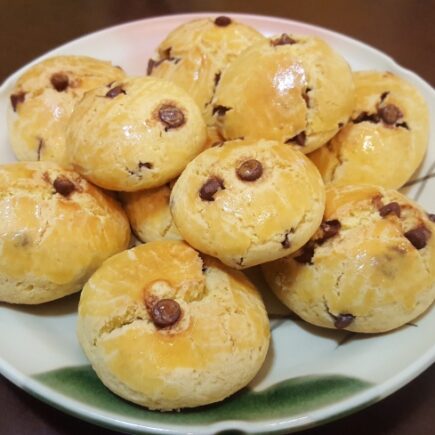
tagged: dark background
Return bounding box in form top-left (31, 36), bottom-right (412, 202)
top-left (0, 1), bottom-right (434, 434)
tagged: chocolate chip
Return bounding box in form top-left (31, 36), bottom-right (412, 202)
top-left (213, 105), bottom-right (231, 116)
top-left (214, 16), bottom-right (232, 26)
top-left (199, 177), bottom-right (224, 201)
top-left (334, 313), bottom-right (355, 329)
top-left (161, 48), bottom-right (180, 65)
top-left (53, 176), bottom-right (75, 197)
top-left (50, 72), bottom-right (69, 92)
top-left (37, 138), bottom-right (44, 161)
top-left (148, 47), bottom-right (180, 76)
top-left (271, 33), bottom-right (296, 46)
top-left (10, 92), bottom-right (26, 112)
top-left (380, 91), bottom-right (390, 102)
top-left (379, 202), bottom-right (401, 218)
top-left (138, 162), bottom-right (153, 169)
top-left (151, 299), bottom-right (181, 328)
top-left (105, 85), bottom-right (126, 99)
top-left (199, 255), bottom-right (207, 273)
top-left (379, 104), bottom-right (403, 125)
top-left (294, 242), bottom-right (315, 264)
top-left (396, 121), bottom-right (410, 130)
top-left (428, 213), bottom-right (435, 223)
top-left (162, 47), bottom-right (172, 58)
top-left (236, 159), bottom-right (263, 181)
top-left (353, 111), bottom-right (380, 124)
top-left (147, 58), bottom-right (156, 75)
top-left (159, 104), bottom-right (185, 129)
top-left (318, 219), bottom-right (341, 244)
top-left (302, 88), bottom-right (311, 108)
top-left (404, 226), bottom-right (431, 250)
top-left (285, 131), bottom-right (306, 146)
top-left (338, 122), bottom-right (344, 128)
top-left (214, 71), bottom-right (221, 87)
top-left (281, 233), bottom-right (291, 249)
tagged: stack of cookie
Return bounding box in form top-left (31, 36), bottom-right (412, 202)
top-left (1, 15), bottom-right (434, 412)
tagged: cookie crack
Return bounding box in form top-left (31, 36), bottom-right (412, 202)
top-left (95, 306), bottom-right (146, 344)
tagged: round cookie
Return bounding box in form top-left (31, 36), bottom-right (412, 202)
top-left (212, 33), bottom-right (354, 154)
top-left (66, 76), bottom-right (207, 191)
top-left (0, 162), bottom-right (131, 304)
top-left (77, 240), bottom-right (270, 410)
top-left (170, 139), bottom-right (326, 269)
top-left (7, 55), bottom-right (126, 166)
top-left (263, 184), bottom-right (435, 333)
top-left (121, 182), bottom-right (182, 242)
top-left (309, 71), bottom-right (430, 189)
top-left (148, 16), bottom-right (265, 125)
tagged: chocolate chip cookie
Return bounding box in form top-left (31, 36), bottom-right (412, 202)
top-left (310, 71), bottom-right (430, 188)
top-left (170, 138), bottom-right (326, 268)
top-left (212, 34), bottom-right (354, 153)
top-left (0, 161), bottom-right (130, 304)
top-left (7, 56), bottom-right (126, 165)
top-left (77, 240), bottom-right (269, 410)
top-left (66, 76), bottom-right (207, 191)
top-left (263, 184), bottom-right (435, 333)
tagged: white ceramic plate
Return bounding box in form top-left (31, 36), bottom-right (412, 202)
top-left (0, 12), bottom-right (434, 435)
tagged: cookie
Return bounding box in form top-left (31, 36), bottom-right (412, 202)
top-left (77, 240), bottom-right (270, 410)
top-left (121, 182), bottom-right (181, 242)
top-left (0, 162), bottom-right (131, 304)
top-left (212, 34), bottom-right (354, 153)
top-left (170, 139), bottom-right (325, 269)
top-left (66, 76), bottom-right (207, 191)
top-left (7, 55), bottom-right (126, 166)
top-left (148, 16), bottom-right (265, 126)
top-left (310, 71), bottom-right (430, 188)
top-left (263, 184), bottom-right (435, 333)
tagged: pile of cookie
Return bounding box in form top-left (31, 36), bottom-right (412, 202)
top-left (1, 15), bottom-right (434, 411)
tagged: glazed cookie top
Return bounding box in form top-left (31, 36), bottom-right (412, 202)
top-left (264, 184), bottom-right (435, 332)
top-left (170, 139), bottom-right (325, 269)
top-left (310, 71), bottom-right (430, 189)
top-left (0, 162), bottom-right (130, 292)
top-left (212, 34), bottom-right (354, 153)
top-left (120, 182), bottom-right (182, 242)
top-left (7, 55), bottom-right (126, 165)
top-left (66, 76), bottom-right (207, 191)
top-left (148, 16), bottom-right (265, 125)
top-left (78, 240), bottom-right (269, 410)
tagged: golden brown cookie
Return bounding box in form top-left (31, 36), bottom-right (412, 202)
top-left (170, 139), bottom-right (325, 268)
top-left (121, 182), bottom-right (181, 242)
top-left (148, 16), bottom-right (265, 126)
top-left (0, 161), bottom-right (131, 304)
top-left (66, 76), bottom-right (207, 191)
top-left (310, 71), bottom-right (430, 188)
top-left (77, 240), bottom-right (270, 410)
top-left (263, 184), bottom-right (435, 333)
top-left (212, 34), bottom-right (354, 153)
top-left (7, 56), bottom-right (126, 166)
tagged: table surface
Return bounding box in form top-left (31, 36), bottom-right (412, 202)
top-left (0, 1), bottom-right (434, 434)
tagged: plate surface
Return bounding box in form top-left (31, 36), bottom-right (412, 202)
top-left (0, 12), bottom-right (434, 435)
